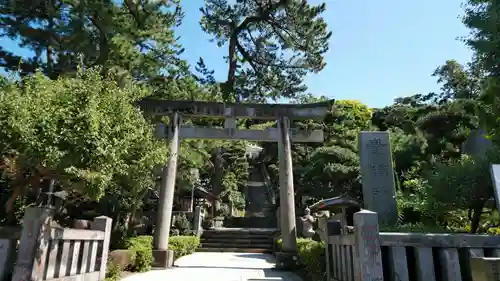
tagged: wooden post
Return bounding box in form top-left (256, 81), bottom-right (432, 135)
top-left (353, 210), bottom-right (384, 281)
top-left (278, 116), bottom-right (298, 252)
top-left (92, 216), bottom-right (112, 281)
top-left (11, 207), bottom-right (52, 281)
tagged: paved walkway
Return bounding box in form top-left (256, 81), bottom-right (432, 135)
top-left (121, 252), bottom-right (303, 281)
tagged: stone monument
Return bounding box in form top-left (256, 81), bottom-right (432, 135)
top-left (358, 131), bottom-right (398, 226)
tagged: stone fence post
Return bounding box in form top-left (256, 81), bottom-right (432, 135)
top-left (353, 210), bottom-right (384, 281)
top-left (11, 207), bottom-right (53, 281)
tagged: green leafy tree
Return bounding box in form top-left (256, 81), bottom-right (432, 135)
top-left (463, 0), bottom-right (500, 144)
top-left (291, 100), bottom-right (371, 200)
top-left (423, 150), bottom-right (500, 233)
top-left (0, 69), bottom-right (166, 215)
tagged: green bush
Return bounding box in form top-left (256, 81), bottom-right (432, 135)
top-left (124, 236), bottom-right (153, 272)
top-left (380, 223), bottom-right (451, 233)
top-left (486, 226), bottom-right (500, 235)
top-left (105, 260), bottom-right (122, 281)
top-left (168, 236), bottom-right (201, 260)
top-left (276, 238), bottom-right (326, 281)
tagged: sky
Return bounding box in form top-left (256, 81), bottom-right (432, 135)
top-left (0, 0), bottom-right (473, 108)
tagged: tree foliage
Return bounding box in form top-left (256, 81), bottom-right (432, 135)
top-left (0, 0), bottom-right (186, 80)
top-left (0, 69), bottom-right (166, 215)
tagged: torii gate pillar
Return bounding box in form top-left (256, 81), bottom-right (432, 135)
top-left (278, 116), bottom-right (297, 252)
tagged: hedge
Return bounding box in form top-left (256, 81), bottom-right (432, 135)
top-left (122, 235), bottom-right (200, 272)
top-left (124, 235), bottom-right (154, 272)
top-left (168, 236), bottom-right (201, 260)
top-left (276, 238), bottom-right (326, 281)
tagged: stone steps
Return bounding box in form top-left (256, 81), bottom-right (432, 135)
top-left (201, 237), bottom-right (272, 243)
top-left (201, 242), bottom-right (273, 249)
top-left (197, 228), bottom-right (277, 253)
top-left (223, 216), bottom-right (277, 229)
top-left (196, 247), bottom-right (271, 253)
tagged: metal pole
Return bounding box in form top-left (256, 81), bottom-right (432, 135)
top-left (154, 113), bottom-right (180, 250)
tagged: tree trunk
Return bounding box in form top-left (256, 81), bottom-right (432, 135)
top-left (470, 202), bottom-right (485, 234)
top-left (127, 208), bottom-right (138, 236)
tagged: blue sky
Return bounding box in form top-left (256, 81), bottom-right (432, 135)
top-left (1, 0), bottom-right (472, 108)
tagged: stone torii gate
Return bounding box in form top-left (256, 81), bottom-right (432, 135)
top-left (138, 98), bottom-right (333, 267)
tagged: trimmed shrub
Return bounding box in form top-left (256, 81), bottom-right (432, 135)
top-left (124, 235), bottom-right (153, 272)
top-left (168, 236), bottom-right (201, 260)
top-left (276, 238), bottom-right (326, 281)
top-left (105, 259), bottom-right (122, 281)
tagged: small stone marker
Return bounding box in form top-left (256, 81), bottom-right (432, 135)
top-left (470, 257), bottom-right (500, 281)
top-left (353, 210), bottom-right (384, 281)
top-left (359, 131), bottom-right (398, 226)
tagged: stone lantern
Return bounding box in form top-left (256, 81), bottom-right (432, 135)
top-left (245, 144), bottom-right (263, 160)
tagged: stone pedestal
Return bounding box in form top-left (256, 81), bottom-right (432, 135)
top-left (213, 216), bottom-right (224, 228)
top-left (275, 251), bottom-right (300, 270)
top-left (471, 257), bottom-right (500, 281)
top-left (152, 249), bottom-right (174, 268)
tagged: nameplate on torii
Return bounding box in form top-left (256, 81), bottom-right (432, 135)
top-left (137, 98), bottom-right (334, 120)
top-left (155, 124), bottom-right (324, 143)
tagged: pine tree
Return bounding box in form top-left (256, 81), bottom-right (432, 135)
top-left (200, 0), bottom-right (331, 102)
top-left (0, 0), bottom-right (186, 80)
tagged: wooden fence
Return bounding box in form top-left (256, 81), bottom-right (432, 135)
top-left (324, 210), bottom-right (500, 281)
top-left (0, 206), bottom-right (112, 281)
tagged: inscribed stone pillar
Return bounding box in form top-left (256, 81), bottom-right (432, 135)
top-left (277, 116), bottom-right (297, 252)
top-left (490, 164), bottom-right (500, 218)
top-left (359, 131), bottom-right (398, 226)
top-left (154, 112), bottom-right (181, 251)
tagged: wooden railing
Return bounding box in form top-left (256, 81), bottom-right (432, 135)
top-left (324, 210), bottom-right (500, 281)
top-left (0, 207), bottom-right (112, 281)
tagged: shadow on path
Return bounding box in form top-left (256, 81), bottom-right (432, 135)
top-left (121, 252), bottom-right (303, 281)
